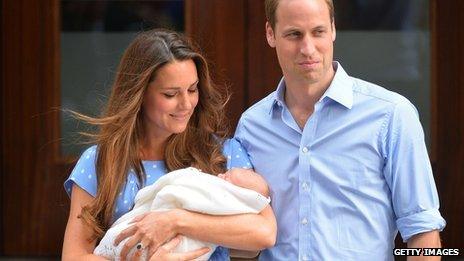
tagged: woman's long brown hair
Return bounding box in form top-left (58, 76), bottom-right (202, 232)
top-left (72, 29), bottom-right (229, 240)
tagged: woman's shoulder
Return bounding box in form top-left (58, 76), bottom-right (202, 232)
top-left (221, 137), bottom-right (240, 150)
top-left (82, 145), bottom-right (98, 155)
top-left (221, 138), bottom-right (252, 170)
top-left (75, 145), bottom-right (99, 166)
top-left (64, 145), bottom-right (99, 197)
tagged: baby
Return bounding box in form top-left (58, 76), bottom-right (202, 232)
top-left (94, 167), bottom-right (270, 260)
top-left (217, 168), bottom-right (269, 197)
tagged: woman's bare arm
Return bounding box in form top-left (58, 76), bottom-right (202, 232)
top-left (218, 168), bottom-right (272, 258)
top-left (115, 169), bottom-right (276, 258)
top-left (63, 185), bottom-right (209, 261)
top-left (62, 185), bottom-right (107, 261)
top-left (175, 205), bottom-right (276, 250)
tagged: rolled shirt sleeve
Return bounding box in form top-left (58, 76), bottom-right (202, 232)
top-left (381, 99), bottom-right (446, 242)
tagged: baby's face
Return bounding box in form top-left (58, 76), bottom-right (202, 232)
top-left (217, 168), bottom-right (269, 197)
top-left (217, 168), bottom-right (249, 186)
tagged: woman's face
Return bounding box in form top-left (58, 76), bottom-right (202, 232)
top-left (142, 59), bottom-right (199, 139)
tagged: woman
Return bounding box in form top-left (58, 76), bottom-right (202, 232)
top-left (61, 29), bottom-right (276, 260)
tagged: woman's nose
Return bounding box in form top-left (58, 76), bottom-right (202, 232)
top-left (179, 93), bottom-right (193, 110)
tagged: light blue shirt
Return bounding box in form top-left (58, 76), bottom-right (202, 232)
top-left (64, 138), bottom-right (252, 261)
top-left (234, 62), bottom-right (445, 261)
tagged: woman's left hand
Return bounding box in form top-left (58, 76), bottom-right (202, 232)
top-left (149, 235), bottom-right (210, 261)
top-left (114, 210), bottom-right (179, 260)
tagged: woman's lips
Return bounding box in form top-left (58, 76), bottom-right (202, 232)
top-left (170, 113), bottom-right (190, 120)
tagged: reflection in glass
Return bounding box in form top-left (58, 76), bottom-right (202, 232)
top-left (61, 1), bottom-right (184, 155)
top-left (333, 0), bottom-right (431, 147)
top-left (335, 0), bottom-right (428, 30)
top-left (61, 1), bottom-right (184, 32)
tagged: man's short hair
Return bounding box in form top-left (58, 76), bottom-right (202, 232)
top-left (265, 0), bottom-right (335, 29)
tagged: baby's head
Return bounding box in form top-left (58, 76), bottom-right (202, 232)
top-left (217, 168), bottom-right (269, 197)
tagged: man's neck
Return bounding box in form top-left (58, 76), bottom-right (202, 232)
top-left (285, 79), bottom-right (327, 108)
top-left (284, 70), bottom-right (335, 129)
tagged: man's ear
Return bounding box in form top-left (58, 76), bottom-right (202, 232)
top-left (266, 22), bottom-right (276, 48)
top-left (331, 21), bottom-right (336, 42)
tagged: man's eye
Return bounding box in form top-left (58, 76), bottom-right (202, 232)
top-left (287, 32), bottom-right (301, 37)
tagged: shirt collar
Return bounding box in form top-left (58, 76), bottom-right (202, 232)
top-left (269, 61), bottom-right (353, 115)
top-left (269, 78), bottom-right (286, 115)
top-left (322, 62), bottom-right (353, 109)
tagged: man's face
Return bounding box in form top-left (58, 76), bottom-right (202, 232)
top-left (266, 0), bottom-right (336, 86)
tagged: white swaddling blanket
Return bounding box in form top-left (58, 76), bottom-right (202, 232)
top-left (94, 167), bottom-right (270, 260)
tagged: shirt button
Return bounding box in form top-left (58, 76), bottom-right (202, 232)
top-left (302, 147), bottom-right (309, 153)
top-left (301, 218), bottom-right (308, 225)
top-left (302, 182), bottom-right (308, 190)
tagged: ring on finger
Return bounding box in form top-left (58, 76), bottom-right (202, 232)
top-left (136, 242), bottom-right (145, 251)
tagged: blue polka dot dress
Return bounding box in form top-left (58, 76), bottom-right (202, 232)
top-left (64, 138), bottom-right (253, 261)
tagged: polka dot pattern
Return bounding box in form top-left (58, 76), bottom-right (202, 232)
top-left (63, 138), bottom-right (252, 222)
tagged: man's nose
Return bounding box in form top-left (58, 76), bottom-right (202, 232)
top-left (300, 36), bottom-right (316, 56)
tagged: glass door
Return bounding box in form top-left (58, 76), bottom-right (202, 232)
top-left (60, 0), bottom-right (185, 155)
top-left (334, 0), bottom-right (431, 147)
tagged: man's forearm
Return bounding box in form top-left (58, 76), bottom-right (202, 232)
top-left (407, 230), bottom-right (441, 261)
top-left (172, 205), bottom-right (276, 250)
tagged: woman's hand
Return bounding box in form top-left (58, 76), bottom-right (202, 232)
top-left (114, 210), bottom-right (179, 259)
top-left (149, 235), bottom-right (210, 261)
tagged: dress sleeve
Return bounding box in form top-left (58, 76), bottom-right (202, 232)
top-left (64, 145), bottom-right (98, 197)
top-left (208, 246), bottom-right (229, 261)
top-left (381, 100), bottom-right (446, 242)
top-left (223, 138), bottom-right (253, 170)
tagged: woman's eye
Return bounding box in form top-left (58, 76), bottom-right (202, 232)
top-left (188, 87), bottom-right (198, 93)
top-left (163, 93), bottom-right (176, 98)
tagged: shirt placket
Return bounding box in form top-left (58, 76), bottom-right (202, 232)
top-left (298, 102), bottom-right (321, 261)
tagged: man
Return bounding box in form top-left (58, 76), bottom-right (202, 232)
top-left (234, 0), bottom-right (446, 260)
